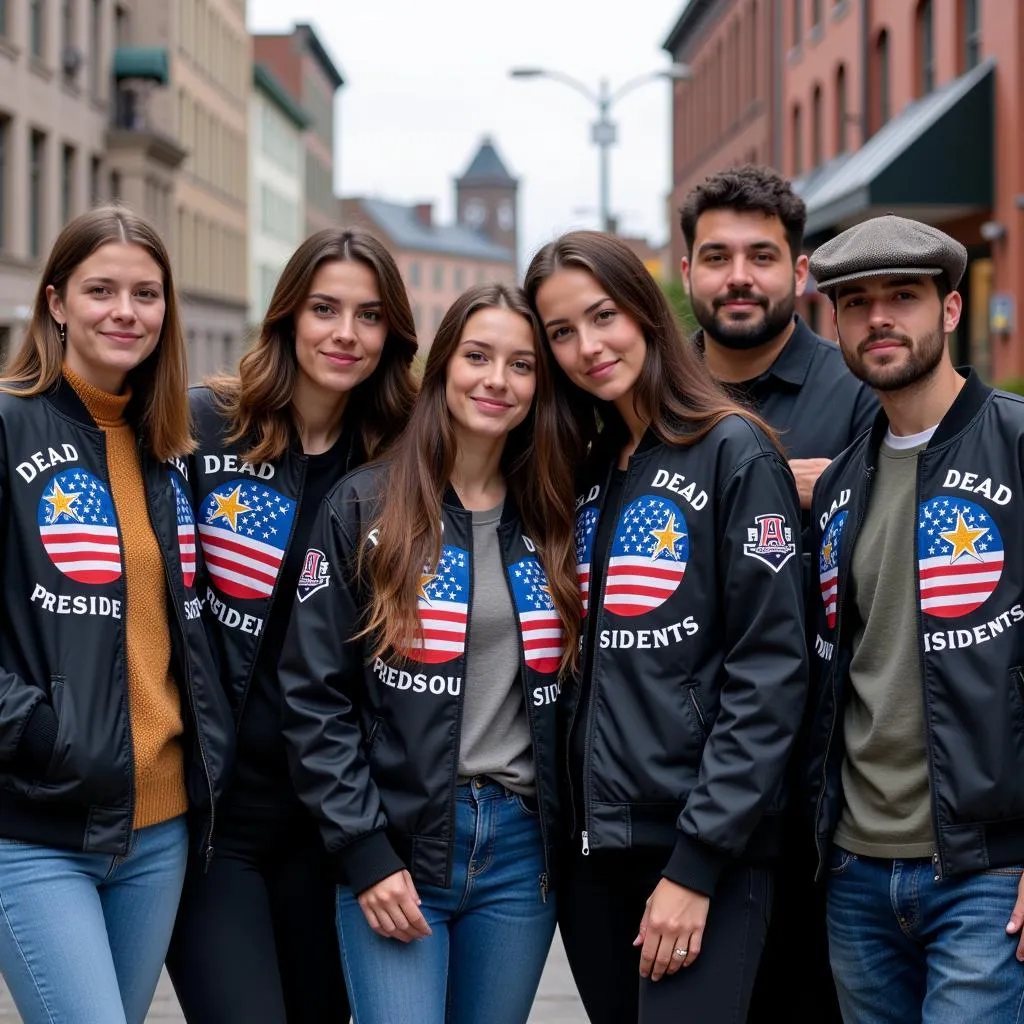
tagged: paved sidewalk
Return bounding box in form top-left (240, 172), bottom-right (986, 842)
top-left (0, 933), bottom-right (587, 1022)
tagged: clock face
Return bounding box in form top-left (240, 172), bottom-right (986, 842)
top-left (497, 199), bottom-right (514, 231)
top-left (464, 199), bottom-right (487, 227)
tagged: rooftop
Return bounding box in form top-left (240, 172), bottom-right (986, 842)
top-left (457, 137), bottom-right (517, 187)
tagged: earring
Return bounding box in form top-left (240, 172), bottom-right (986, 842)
top-left (57, 322), bottom-right (66, 344)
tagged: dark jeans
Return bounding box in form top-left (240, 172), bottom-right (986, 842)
top-left (166, 801), bottom-right (348, 1024)
top-left (559, 844), bottom-right (772, 1024)
top-left (747, 825), bottom-right (841, 1023)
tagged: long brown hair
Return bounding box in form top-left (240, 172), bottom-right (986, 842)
top-left (0, 204), bottom-right (193, 460)
top-left (360, 284), bottom-right (581, 675)
top-left (523, 230), bottom-right (779, 458)
top-left (209, 229), bottom-right (418, 463)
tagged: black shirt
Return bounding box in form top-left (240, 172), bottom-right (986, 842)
top-left (230, 430), bottom-right (354, 813)
top-left (701, 316), bottom-right (879, 462)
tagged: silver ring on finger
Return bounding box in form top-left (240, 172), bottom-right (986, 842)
top-left (673, 948), bottom-right (688, 958)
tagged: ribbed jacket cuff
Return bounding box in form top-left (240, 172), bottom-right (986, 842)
top-left (333, 830), bottom-right (406, 895)
top-left (18, 702), bottom-right (58, 774)
top-left (661, 832), bottom-right (732, 897)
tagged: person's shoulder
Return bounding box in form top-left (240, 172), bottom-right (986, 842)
top-left (704, 410), bottom-right (778, 457)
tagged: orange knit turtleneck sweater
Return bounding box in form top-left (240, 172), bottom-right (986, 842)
top-left (64, 366), bottom-right (187, 828)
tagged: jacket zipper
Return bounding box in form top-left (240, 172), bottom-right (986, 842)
top-left (499, 537), bottom-right (553, 903)
top-left (813, 465), bottom-right (874, 880)
top-left (146, 466), bottom-right (216, 867)
top-left (567, 459), bottom-right (629, 857)
top-left (688, 689), bottom-right (707, 735)
top-left (913, 456), bottom-right (945, 881)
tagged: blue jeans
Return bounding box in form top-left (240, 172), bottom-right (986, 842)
top-left (336, 779), bottom-right (557, 1024)
top-left (0, 815), bottom-right (188, 1024)
top-left (827, 846), bottom-right (1024, 1023)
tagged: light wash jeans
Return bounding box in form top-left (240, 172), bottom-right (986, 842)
top-left (0, 815), bottom-right (188, 1024)
top-left (827, 845), bottom-right (1024, 1024)
top-left (336, 779), bottom-right (556, 1024)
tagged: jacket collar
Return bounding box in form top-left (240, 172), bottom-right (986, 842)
top-left (692, 316), bottom-right (814, 390)
top-left (442, 482), bottom-right (520, 527)
top-left (43, 375), bottom-right (104, 430)
top-left (863, 367), bottom-right (991, 468)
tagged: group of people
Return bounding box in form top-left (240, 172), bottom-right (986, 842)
top-left (0, 161), bottom-right (1020, 1024)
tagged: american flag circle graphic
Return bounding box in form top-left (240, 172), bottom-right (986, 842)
top-left (603, 496), bottom-right (689, 617)
top-left (508, 557), bottom-right (563, 673)
top-left (170, 476), bottom-right (196, 589)
top-left (819, 511), bottom-right (847, 629)
top-left (198, 480), bottom-right (296, 600)
top-left (575, 506), bottom-right (599, 615)
top-left (918, 496), bottom-right (1003, 618)
top-left (37, 469), bottom-right (122, 584)
top-left (402, 545), bottom-right (469, 664)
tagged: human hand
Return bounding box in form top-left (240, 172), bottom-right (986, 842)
top-left (788, 458), bottom-right (832, 509)
top-left (634, 878), bottom-right (710, 980)
top-left (1004, 870), bottom-right (1024, 961)
top-left (357, 869), bottom-right (432, 943)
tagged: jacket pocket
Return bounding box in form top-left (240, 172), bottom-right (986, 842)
top-left (364, 717), bottom-right (384, 760)
top-left (683, 686), bottom-right (709, 748)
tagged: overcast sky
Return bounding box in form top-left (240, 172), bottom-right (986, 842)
top-left (248, 0), bottom-right (688, 267)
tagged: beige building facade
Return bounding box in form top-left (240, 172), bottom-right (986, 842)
top-left (133, 0), bottom-right (251, 380)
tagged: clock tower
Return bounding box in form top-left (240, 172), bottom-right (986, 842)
top-left (455, 136), bottom-right (519, 268)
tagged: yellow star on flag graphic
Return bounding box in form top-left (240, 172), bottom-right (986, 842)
top-left (650, 513), bottom-right (685, 559)
top-left (417, 572), bottom-right (437, 602)
top-left (822, 538), bottom-right (834, 564)
top-left (939, 511), bottom-right (988, 563)
top-left (44, 480), bottom-right (82, 524)
top-left (209, 485), bottom-right (251, 532)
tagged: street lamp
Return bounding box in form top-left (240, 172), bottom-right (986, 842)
top-left (509, 63), bottom-right (692, 233)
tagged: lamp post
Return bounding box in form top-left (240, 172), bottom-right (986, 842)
top-left (509, 64), bottom-right (692, 233)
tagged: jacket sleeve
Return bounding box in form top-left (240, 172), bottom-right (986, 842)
top-left (663, 452), bottom-right (809, 896)
top-left (0, 445), bottom-right (58, 771)
top-left (278, 495), bottom-right (405, 894)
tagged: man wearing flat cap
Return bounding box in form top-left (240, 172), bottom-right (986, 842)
top-left (806, 214), bottom-right (1024, 1022)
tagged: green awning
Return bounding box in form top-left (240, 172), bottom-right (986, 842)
top-left (112, 47), bottom-right (169, 85)
top-left (795, 58), bottom-right (995, 238)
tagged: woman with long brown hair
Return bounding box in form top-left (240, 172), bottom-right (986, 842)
top-left (0, 205), bottom-right (233, 1024)
top-left (165, 228), bottom-right (418, 1024)
top-left (278, 282), bottom-right (580, 1023)
top-left (525, 231), bottom-right (808, 1024)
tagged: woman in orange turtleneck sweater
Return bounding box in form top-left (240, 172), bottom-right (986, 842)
top-left (0, 206), bottom-right (233, 1024)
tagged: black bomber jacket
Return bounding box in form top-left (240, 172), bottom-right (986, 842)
top-left (279, 463), bottom-right (565, 898)
top-left (808, 370), bottom-right (1024, 880)
top-left (569, 414), bottom-right (808, 895)
top-left (0, 380), bottom-right (233, 855)
top-left (187, 387), bottom-right (360, 725)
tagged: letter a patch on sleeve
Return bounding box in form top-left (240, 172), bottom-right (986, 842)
top-left (742, 514), bottom-right (796, 572)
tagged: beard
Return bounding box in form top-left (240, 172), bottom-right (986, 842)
top-left (690, 286), bottom-right (797, 351)
top-left (838, 318), bottom-right (946, 391)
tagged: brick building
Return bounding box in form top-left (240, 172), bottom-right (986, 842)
top-left (253, 24), bottom-right (344, 239)
top-left (663, 0), bottom-right (1024, 381)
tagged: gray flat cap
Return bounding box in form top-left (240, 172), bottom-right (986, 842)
top-left (809, 215), bottom-right (967, 293)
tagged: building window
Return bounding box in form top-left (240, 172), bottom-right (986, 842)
top-left (791, 0), bottom-right (802, 47)
top-left (836, 65), bottom-right (848, 153)
top-left (875, 30), bottom-right (890, 128)
top-left (433, 264), bottom-right (444, 291)
top-left (29, 131), bottom-right (46, 259)
top-left (962, 0), bottom-right (981, 71)
top-left (61, 0), bottom-right (74, 82)
top-left (917, 1), bottom-right (935, 96)
top-left (791, 104), bottom-right (802, 175)
top-left (115, 4), bottom-right (130, 46)
top-left (0, 1), bottom-right (8, 39)
top-left (408, 261), bottom-right (421, 287)
top-left (811, 85), bottom-right (823, 166)
top-left (30, 0), bottom-right (45, 59)
top-left (109, 170), bottom-right (121, 201)
top-left (89, 0), bottom-right (101, 97)
top-left (453, 266), bottom-right (465, 291)
top-left (750, 0), bottom-right (758, 102)
top-left (811, 0), bottom-right (822, 32)
top-left (0, 117), bottom-right (6, 250)
top-left (61, 144), bottom-right (75, 224)
top-left (89, 155), bottom-right (102, 206)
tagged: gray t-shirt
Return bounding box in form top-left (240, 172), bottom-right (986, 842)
top-left (457, 502), bottom-right (535, 795)
top-left (836, 428), bottom-right (936, 858)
